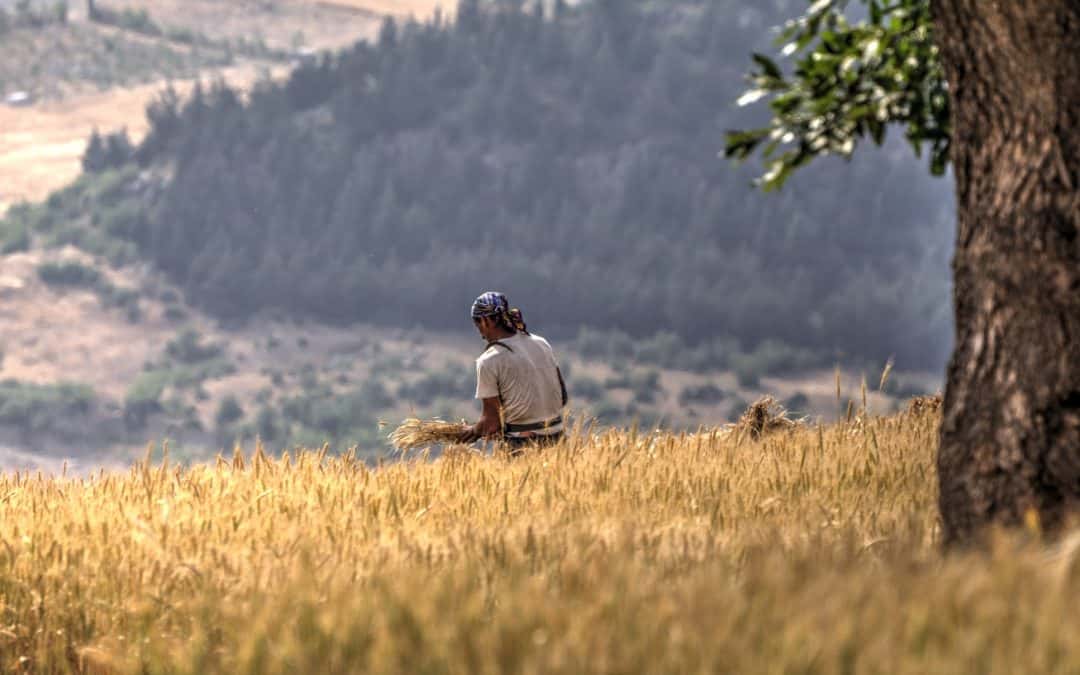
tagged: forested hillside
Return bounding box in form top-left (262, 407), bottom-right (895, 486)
top-left (14, 0), bottom-right (954, 370)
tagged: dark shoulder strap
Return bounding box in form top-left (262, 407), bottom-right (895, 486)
top-left (484, 340), bottom-right (514, 355)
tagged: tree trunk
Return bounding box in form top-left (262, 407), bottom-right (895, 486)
top-left (932, 1), bottom-right (1080, 545)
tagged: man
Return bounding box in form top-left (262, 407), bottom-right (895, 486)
top-left (458, 292), bottom-right (568, 453)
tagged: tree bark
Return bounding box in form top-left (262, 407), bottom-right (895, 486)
top-left (932, 1), bottom-right (1080, 545)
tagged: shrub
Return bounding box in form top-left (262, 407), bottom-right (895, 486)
top-left (678, 383), bottom-right (726, 406)
top-left (358, 379), bottom-right (395, 410)
top-left (734, 364), bottom-right (760, 389)
top-left (96, 282), bottom-right (140, 311)
top-left (124, 372), bottom-right (168, 429)
top-left (163, 396), bottom-right (202, 433)
top-left (397, 363), bottom-right (472, 406)
top-left (369, 354), bottom-right (405, 378)
top-left (98, 201), bottom-right (144, 239)
top-left (636, 371), bottom-right (661, 392)
top-left (633, 331), bottom-right (685, 367)
top-left (255, 405), bottom-right (279, 442)
top-left (299, 364), bottom-right (320, 391)
top-left (732, 340), bottom-right (825, 380)
top-left (0, 219), bottom-right (30, 254)
top-left (216, 396), bottom-right (245, 428)
top-left (163, 304), bottom-right (188, 322)
top-left (166, 329), bottom-right (224, 364)
top-left (37, 261), bottom-right (101, 287)
top-left (590, 397), bottom-right (623, 425)
top-left (784, 392), bottom-right (811, 414)
top-left (572, 375), bottom-right (605, 401)
top-left (95, 7), bottom-right (162, 35)
top-left (278, 385), bottom-right (379, 443)
top-left (165, 360), bottom-right (236, 389)
top-left (0, 380), bottom-right (95, 434)
top-left (575, 327), bottom-right (635, 362)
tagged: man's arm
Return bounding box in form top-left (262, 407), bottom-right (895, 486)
top-left (458, 397), bottom-right (503, 443)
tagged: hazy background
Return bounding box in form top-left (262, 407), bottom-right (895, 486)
top-left (0, 0), bottom-right (952, 468)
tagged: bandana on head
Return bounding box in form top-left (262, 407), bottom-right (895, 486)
top-left (471, 291), bottom-right (509, 319)
top-left (471, 292), bottom-right (528, 333)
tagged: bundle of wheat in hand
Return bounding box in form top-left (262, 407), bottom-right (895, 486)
top-left (388, 418), bottom-right (470, 450)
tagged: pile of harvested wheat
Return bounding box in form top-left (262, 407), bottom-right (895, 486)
top-left (729, 395), bottom-right (804, 441)
top-left (906, 393), bottom-right (943, 416)
top-left (388, 418), bottom-right (470, 450)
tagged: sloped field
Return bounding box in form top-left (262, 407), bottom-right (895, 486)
top-left (0, 0), bottom-right (441, 213)
top-left (1, 407), bottom-right (1078, 673)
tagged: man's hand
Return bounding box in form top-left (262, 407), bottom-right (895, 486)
top-left (458, 397), bottom-right (503, 444)
top-left (457, 425), bottom-right (482, 444)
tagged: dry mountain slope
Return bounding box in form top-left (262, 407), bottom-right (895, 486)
top-left (0, 0), bottom-right (446, 214)
top-left (0, 63), bottom-right (287, 213)
top-left (0, 241), bottom-right (924, 470)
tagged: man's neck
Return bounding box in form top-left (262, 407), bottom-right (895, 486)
top-left (489, 329), bottom-right (517, 342)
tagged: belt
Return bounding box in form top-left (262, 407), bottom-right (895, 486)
top-left (505, 416), bottom-right (563, 434)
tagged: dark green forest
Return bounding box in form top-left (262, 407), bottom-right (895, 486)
top-left (29, 0), bottom-right (954, 370)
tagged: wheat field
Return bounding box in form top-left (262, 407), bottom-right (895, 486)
top-left (2, 406), bottom-right (1079, 673)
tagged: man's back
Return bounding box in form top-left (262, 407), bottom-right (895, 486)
top-left (475, 332), bottom-right (563, 433)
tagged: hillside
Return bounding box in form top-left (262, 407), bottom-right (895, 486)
top-left (3, 0), bottom-right (956, 372)
top-left (0, 0), bottom-right (952, 468)
top-left (0, 241), bottom-right (931, 470)
top-left (4, 408), bottom-right (1079, 673)
top-left (0, 0), bottom-right (446, 212)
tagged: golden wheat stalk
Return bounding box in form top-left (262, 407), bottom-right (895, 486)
top-left (388, 418), bottom-right (470, 450)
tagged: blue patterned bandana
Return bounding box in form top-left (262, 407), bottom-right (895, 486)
top-left (471, 291), bottom-right (509, 319)
top-left (471, 292), bottom-right (529, 333)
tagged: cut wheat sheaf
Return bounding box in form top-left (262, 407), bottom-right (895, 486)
top-left (388, 418), bottom-right (470, 450)
top-left (726, 394), bottom-right (805, 440)
top-left (389, 396), bottom-right (803, 451)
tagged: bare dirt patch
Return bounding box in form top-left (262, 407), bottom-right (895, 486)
top-left (0, 61), bottom-right (287, 213)
top-left (318, 0), bottom-right (449, 18)
top-left (0, 249), bottom-right (180, 399)
top-left (103, 0), bottom-right (383, 51)
top-left (0, 0), bottom-right (444, 212)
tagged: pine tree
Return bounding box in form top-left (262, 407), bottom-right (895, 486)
top-left (81, 129), bottom-right (108, 173)
top-left (104, 130), bottom-right (133, 168)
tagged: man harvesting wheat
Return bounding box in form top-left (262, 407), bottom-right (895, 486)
top-left (457, 292), bottom-right (568, 454)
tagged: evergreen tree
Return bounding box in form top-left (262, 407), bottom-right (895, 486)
top-left (103, 130), bottom-right (133, 168)
top-left (81, 129), bottom-right (108, 173)
top-left (69, 0), bottom-right (954, 371)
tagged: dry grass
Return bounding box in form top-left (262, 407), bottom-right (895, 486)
top-left (0, 0), bottom-right (398, 214)
top-left (727, 394), bottom-right (803, 440)
top-left (907, 392), bottom-right (944, 416)
top-left (0, 62), bottom-right (284, 213)
top-left (320, 0), bottom-right (448, 17)
top-left (109, 0), bottom-right (385, 51)
top-left (1, 406), bottom-right (1079, 673)
top-left (388, 417), bottom-right (469, 450)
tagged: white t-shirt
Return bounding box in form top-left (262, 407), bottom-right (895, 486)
top-left (475, 332), bottom-right (564, 436)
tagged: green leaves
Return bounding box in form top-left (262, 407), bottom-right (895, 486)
top-left (751, 53), bottom-right (783, 80)
top-left (725, 0), bottom-right (950, 191)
